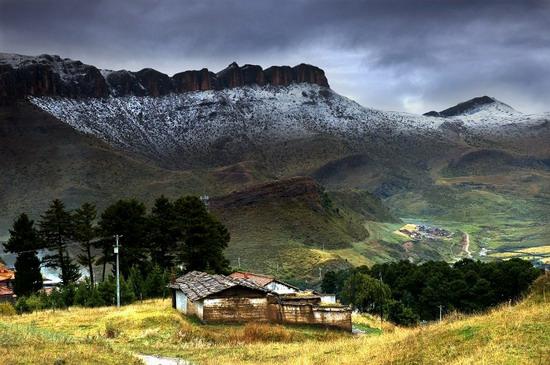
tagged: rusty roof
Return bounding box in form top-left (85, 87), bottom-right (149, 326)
top-left (230, 271), bottom-right (300, 291)
top-left (0, 285), bottom-right (14, 297)
top-left (229, 271), bottom-right (275, 287)
top-left (169, 271), bottom-right (271, 301)
top-left (0, 264), bottom-right (15, 282)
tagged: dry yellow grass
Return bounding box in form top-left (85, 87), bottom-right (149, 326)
top-left (1, 277), bottom-right (549, 364)
top-left (490, 245), bottom-right (550, 264)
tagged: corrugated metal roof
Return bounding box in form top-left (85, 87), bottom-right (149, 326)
top-left (230, 271), bottom-right (300, 291)
top-left (229, 271), bottom-right (274, 287)
top-left (169, 271), bottom-right (271, 301)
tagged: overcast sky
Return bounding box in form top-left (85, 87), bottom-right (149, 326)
top-left (1, 0), bottom-right (549, 114)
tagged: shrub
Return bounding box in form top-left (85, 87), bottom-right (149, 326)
top-left (14, 296), bottom-right (29, 313)
top-left (0, 302), bottom-right (16, 316)
top-left (175, 321), bottom-right (202, 342)
top-left (241, 323), bottom-right (294, 343)
top-left (104, 321), bottom-right (121, 339)
top-left (23, 294), bottom-right (46, 312)
top-left (384, 299), bottom-right (419, 326)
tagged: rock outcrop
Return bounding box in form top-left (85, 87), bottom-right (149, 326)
top-left (172, 68), bottom-right (217, 92)
top-left (135, 68), bottom-right (172, 97)
top-left (0, 53), bottom-right (330, 104)
top-left (0, 54), bottom-right (109, 104)
top-left (292, 64), bottom-right (329, 87)
top-left (264, 66), bottom-right (294, 86)
top-left (209, 176), bottom-right (325, 210)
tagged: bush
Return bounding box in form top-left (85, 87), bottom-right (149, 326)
top-left (14, 294), bottom-right (47, 313)
top-left (0, 302), bottom-right (16, 316)
top-left (384, 299), bottom-right (419, 326)
top-left (74, 281), bottom-right (106, 308)
top-left (104, 321), bottom-right (121, 339)
top-left (241, 323), bottom-right (294, 343)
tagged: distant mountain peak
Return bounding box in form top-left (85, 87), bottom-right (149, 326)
top-left (424, 96), bottom-right (519, 118)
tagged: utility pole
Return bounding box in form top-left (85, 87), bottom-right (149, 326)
top-left (114, 234), bottom-right (122, 308)
top-left (438, 305), bottom-right (443, 322)
top-left (379, 272), bottom-right (384, 329)
top-left (200, 195), bottom-right (210, 211)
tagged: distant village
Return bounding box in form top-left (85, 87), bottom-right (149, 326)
top-left (397, 224), bottom-right (453, 241)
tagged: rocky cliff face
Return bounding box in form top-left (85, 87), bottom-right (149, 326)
top-left (210, 176), bottom-right (324, 211)
top-left (0, 54), bottom-right (109, 104)
top-left (0, 53), bottom-right (330, 104)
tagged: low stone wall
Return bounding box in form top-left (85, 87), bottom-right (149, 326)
top-left (278, 302), bottom-right (352, 331)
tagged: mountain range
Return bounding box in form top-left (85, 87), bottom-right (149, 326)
top-left (1, 52), bottom-right (549, 282)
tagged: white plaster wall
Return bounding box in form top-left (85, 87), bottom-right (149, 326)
top-left (175, 291), bottom-right (188, 314)
top-left (266, 282), bottom-right (297, 294)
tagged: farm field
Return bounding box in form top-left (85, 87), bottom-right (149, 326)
top-left (1, 275), bottom-right (549, 365)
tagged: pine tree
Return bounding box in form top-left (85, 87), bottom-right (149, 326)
top-left (39, 199), bottom-right (80, 286)
top-left (173, 196), bottom-right (230, 274)
top-left (4, 214), bottom-right (43, 296)
top-left (72, 203), bottom-right (98, 286)
top-left (148, 196), bottom-right (179, 268)
top-left (99, 199), bottom-right (147, 278)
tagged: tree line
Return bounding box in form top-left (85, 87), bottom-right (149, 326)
top-left (322, 259), bottom-right (541, 325)
top-left (3, 196), bottom-right (231, 302)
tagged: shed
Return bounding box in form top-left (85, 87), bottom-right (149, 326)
top-left (169, 271), bottom-right (274, 323)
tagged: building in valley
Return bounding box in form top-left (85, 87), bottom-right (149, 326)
top-left (0, 263), bottom-right (15, 302)
top-left (169, 271), bottom-right (351, 331)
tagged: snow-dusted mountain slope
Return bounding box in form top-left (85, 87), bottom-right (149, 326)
top-left (29, 83), bottom-right (547, 165)
top-left (29, 84), bottom-right (450, 161)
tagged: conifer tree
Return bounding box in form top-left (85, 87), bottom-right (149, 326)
top-left (4, 214), bottom-right (43, 296)
top-left (39, 199), bottom-right (80, 285)
top-left (173, 196), bottom-right (230, 274)
top-left (99, 199), bottom-right (147, 278)
top-left (148, 196), bottom-right (179, 268)
top-left (72, 203), bottom-right (98, 286)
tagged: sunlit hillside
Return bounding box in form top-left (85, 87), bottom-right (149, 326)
top-left (1, 275), bottom-right (548, 365)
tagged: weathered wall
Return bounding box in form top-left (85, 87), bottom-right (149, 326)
top-left (172, 287), bottom-right (351, 331)
top-left (279, 303), bottom-right (352, 331)
top-left (184, 298), bottom-right (204, 320)
top-left (319, 294), bottom-right (336, 304)
top-left (203, 297), bottom-right (270, 323)
top-left (202, 286), bottom-right (271, 323)
top-left (175, 291), bottom-right (188, 313)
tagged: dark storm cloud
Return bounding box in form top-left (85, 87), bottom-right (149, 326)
top-left (1, 0), bottom-right (549, 113)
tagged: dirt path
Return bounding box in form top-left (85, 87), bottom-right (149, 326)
top-left (461, 232), bottom-right (472, 258)
top-left (137, 354), bottom-right (191, 365)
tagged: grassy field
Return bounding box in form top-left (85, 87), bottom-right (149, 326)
top-left (1, 276), bottom-right (549, 365)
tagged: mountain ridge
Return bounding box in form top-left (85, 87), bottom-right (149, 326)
top-left (0, 52), bottom-right (328, 105)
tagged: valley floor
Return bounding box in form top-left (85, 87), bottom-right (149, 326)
top-left (1, 278), bottom-right (549, 365)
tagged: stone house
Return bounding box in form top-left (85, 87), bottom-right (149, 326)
top-left (169, 271), bottom-right (351, 331)
top-left (0, 264), bottom-right (15, 302)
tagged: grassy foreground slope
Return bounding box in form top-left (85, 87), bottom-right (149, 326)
top-left (1, 276), bottom-right (549, 365)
